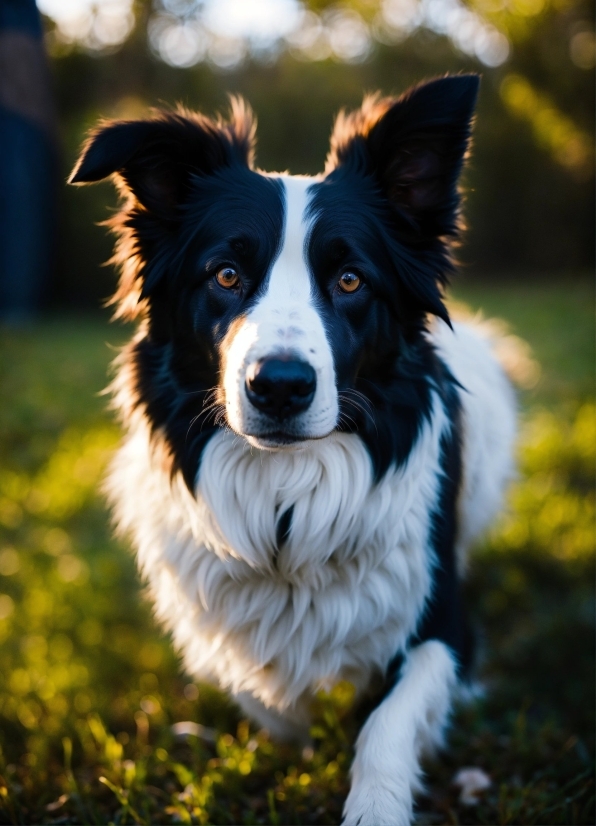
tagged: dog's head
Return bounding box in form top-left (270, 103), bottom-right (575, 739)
top-left (71, 76), bottom-right (478, 486)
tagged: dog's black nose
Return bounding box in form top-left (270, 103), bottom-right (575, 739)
top-left (245, 358), bottom-right (316, 420)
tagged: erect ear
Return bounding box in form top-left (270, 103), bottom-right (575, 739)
top-left (327, 75), bottom-right (480, 237)
top-left (68, 101), bottom-right (255, 217)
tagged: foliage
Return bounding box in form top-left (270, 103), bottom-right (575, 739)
top-left (0, 280), bottom-right (593, 824)
top-left (44, 0), bottom-right (594, 308)
top-left (500, 73), bottom-right (592, 175)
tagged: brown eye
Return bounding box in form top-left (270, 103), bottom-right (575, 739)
top-left (338, 271), bottom-right (361, 293)
top-left (215, 267), bottom-right (240, 289)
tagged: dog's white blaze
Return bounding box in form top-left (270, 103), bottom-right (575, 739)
top-left (265, 175), bottom-right (312, 305)
top-left (223, 175), bottom-right (338, 445)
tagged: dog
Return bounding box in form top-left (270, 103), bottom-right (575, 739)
top-left (70, 74), bottom-right (516, 825)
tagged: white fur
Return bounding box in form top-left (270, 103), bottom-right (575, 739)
top-left (109, 393), bottom-right (448, 713)
top-left (343, 641), bottom-right (457, 826)
top-left (107, 194), bottom-right (516, 823)
top-left (223, 175), bottom-right (338, 447)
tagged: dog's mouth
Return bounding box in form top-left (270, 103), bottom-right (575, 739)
top-left (243, 429), bottom-right (331, 450)
top-left (253, 430), bottom-right (301, 444)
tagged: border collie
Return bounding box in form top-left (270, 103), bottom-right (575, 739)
top-left (70, 75), bottom-right (516, 825)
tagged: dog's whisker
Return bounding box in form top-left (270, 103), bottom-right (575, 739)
top-left (337, 411), bottom-right (357, 431)
top-left (339, 391), bottom-right (378, 435)
top-left (185, 402), bottom-right (227, 442)
top-left (341, 388), bottom-right (376, 418)
top-left (180, 385), bottom-right (219, 399)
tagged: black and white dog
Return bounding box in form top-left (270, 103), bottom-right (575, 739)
top-left (71, 75), bottom-right (516, 825)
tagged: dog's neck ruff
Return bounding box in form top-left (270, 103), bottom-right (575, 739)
top-left (109, 394), bottom-right (448, 709)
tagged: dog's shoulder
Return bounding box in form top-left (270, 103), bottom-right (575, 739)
top-left (429, 316), bottom-right (517, 566)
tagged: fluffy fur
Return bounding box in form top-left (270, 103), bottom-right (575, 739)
top-left (71, 75), bottom-right (516, 825)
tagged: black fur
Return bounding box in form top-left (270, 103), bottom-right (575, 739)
top-left (72, 78), bottom-right (482, 771)
top-left (305, 75), bottom-right (478, 479)
top-left (414, 377), bottom-right (475, 677)
top-left (127, 164), bottom-right (285, 489)
top-left (306, 169), bottom-right (437, 480)
top-left (72, 107), bottom-right (288, 488)
top-left (70, 78), bottom-right (478, 491)
top-left (356, 369), bottom-right (471, 720)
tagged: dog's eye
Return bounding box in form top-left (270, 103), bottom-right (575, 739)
top-left (338, 272), bottom-right (361, 293)
top-left (215, 267), bottom-right (240, 290)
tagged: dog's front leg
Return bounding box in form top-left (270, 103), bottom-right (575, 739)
top-left (342, 640), bottom-right (457, 826)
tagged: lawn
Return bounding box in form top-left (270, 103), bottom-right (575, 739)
top-left (0, 277), bottom-right (593, 825)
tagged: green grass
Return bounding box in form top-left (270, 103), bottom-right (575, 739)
top-left (0, 279), bottom-right (593, 825)
top-left (453, 277), bottom-right (595, 407)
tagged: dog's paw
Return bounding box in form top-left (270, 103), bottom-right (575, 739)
top-left (342, 781), bottom-right (412, 826)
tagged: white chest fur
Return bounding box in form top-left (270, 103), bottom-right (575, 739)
top-left (108, 397), bottom-right (447, 711)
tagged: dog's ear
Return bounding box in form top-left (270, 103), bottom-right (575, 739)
top-left (69, 100), bottom-right (255, 218)
top-left (326, 75), bottom-right (479, 238)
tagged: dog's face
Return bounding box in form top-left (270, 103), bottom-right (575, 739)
top-left (71, 76), bottom-right (478, 482)
top-left (217, 175), bottom-right (336, 448)
top-left (172, 171), bottom-right (343, 450)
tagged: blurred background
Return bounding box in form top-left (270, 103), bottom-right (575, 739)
top-left (0, 1), bottom-right (593, 823)
top-left (0, 0), bottom-right (593, 311)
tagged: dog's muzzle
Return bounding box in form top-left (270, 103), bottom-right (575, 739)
top-left (245, 357), bottom-right (316, 420)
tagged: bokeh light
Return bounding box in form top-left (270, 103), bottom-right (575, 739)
top-left (570, 29), bottom-right (596, 70)
top-left (37, 0), bottom-right (135, 51)
top-left (378, 0), bottom-right (510, 65)
top-left (501, 73), bottom-right (593, 175)
top-left (203, 0), bottom-right (302, 46)
top-left (38, 0), bottom-right (511, 67)
top-left (147, 16), bottom-right (209, 68)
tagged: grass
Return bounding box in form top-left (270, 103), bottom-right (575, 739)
top-left (0, 277), bottom-right (593, 825)
top-left (453, 276), bottom-right (595, 406)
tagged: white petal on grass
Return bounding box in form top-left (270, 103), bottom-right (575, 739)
top-left (171, 721), bottom-right (217, 742)
top-left (453, 767), bottom-right (492, 806)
